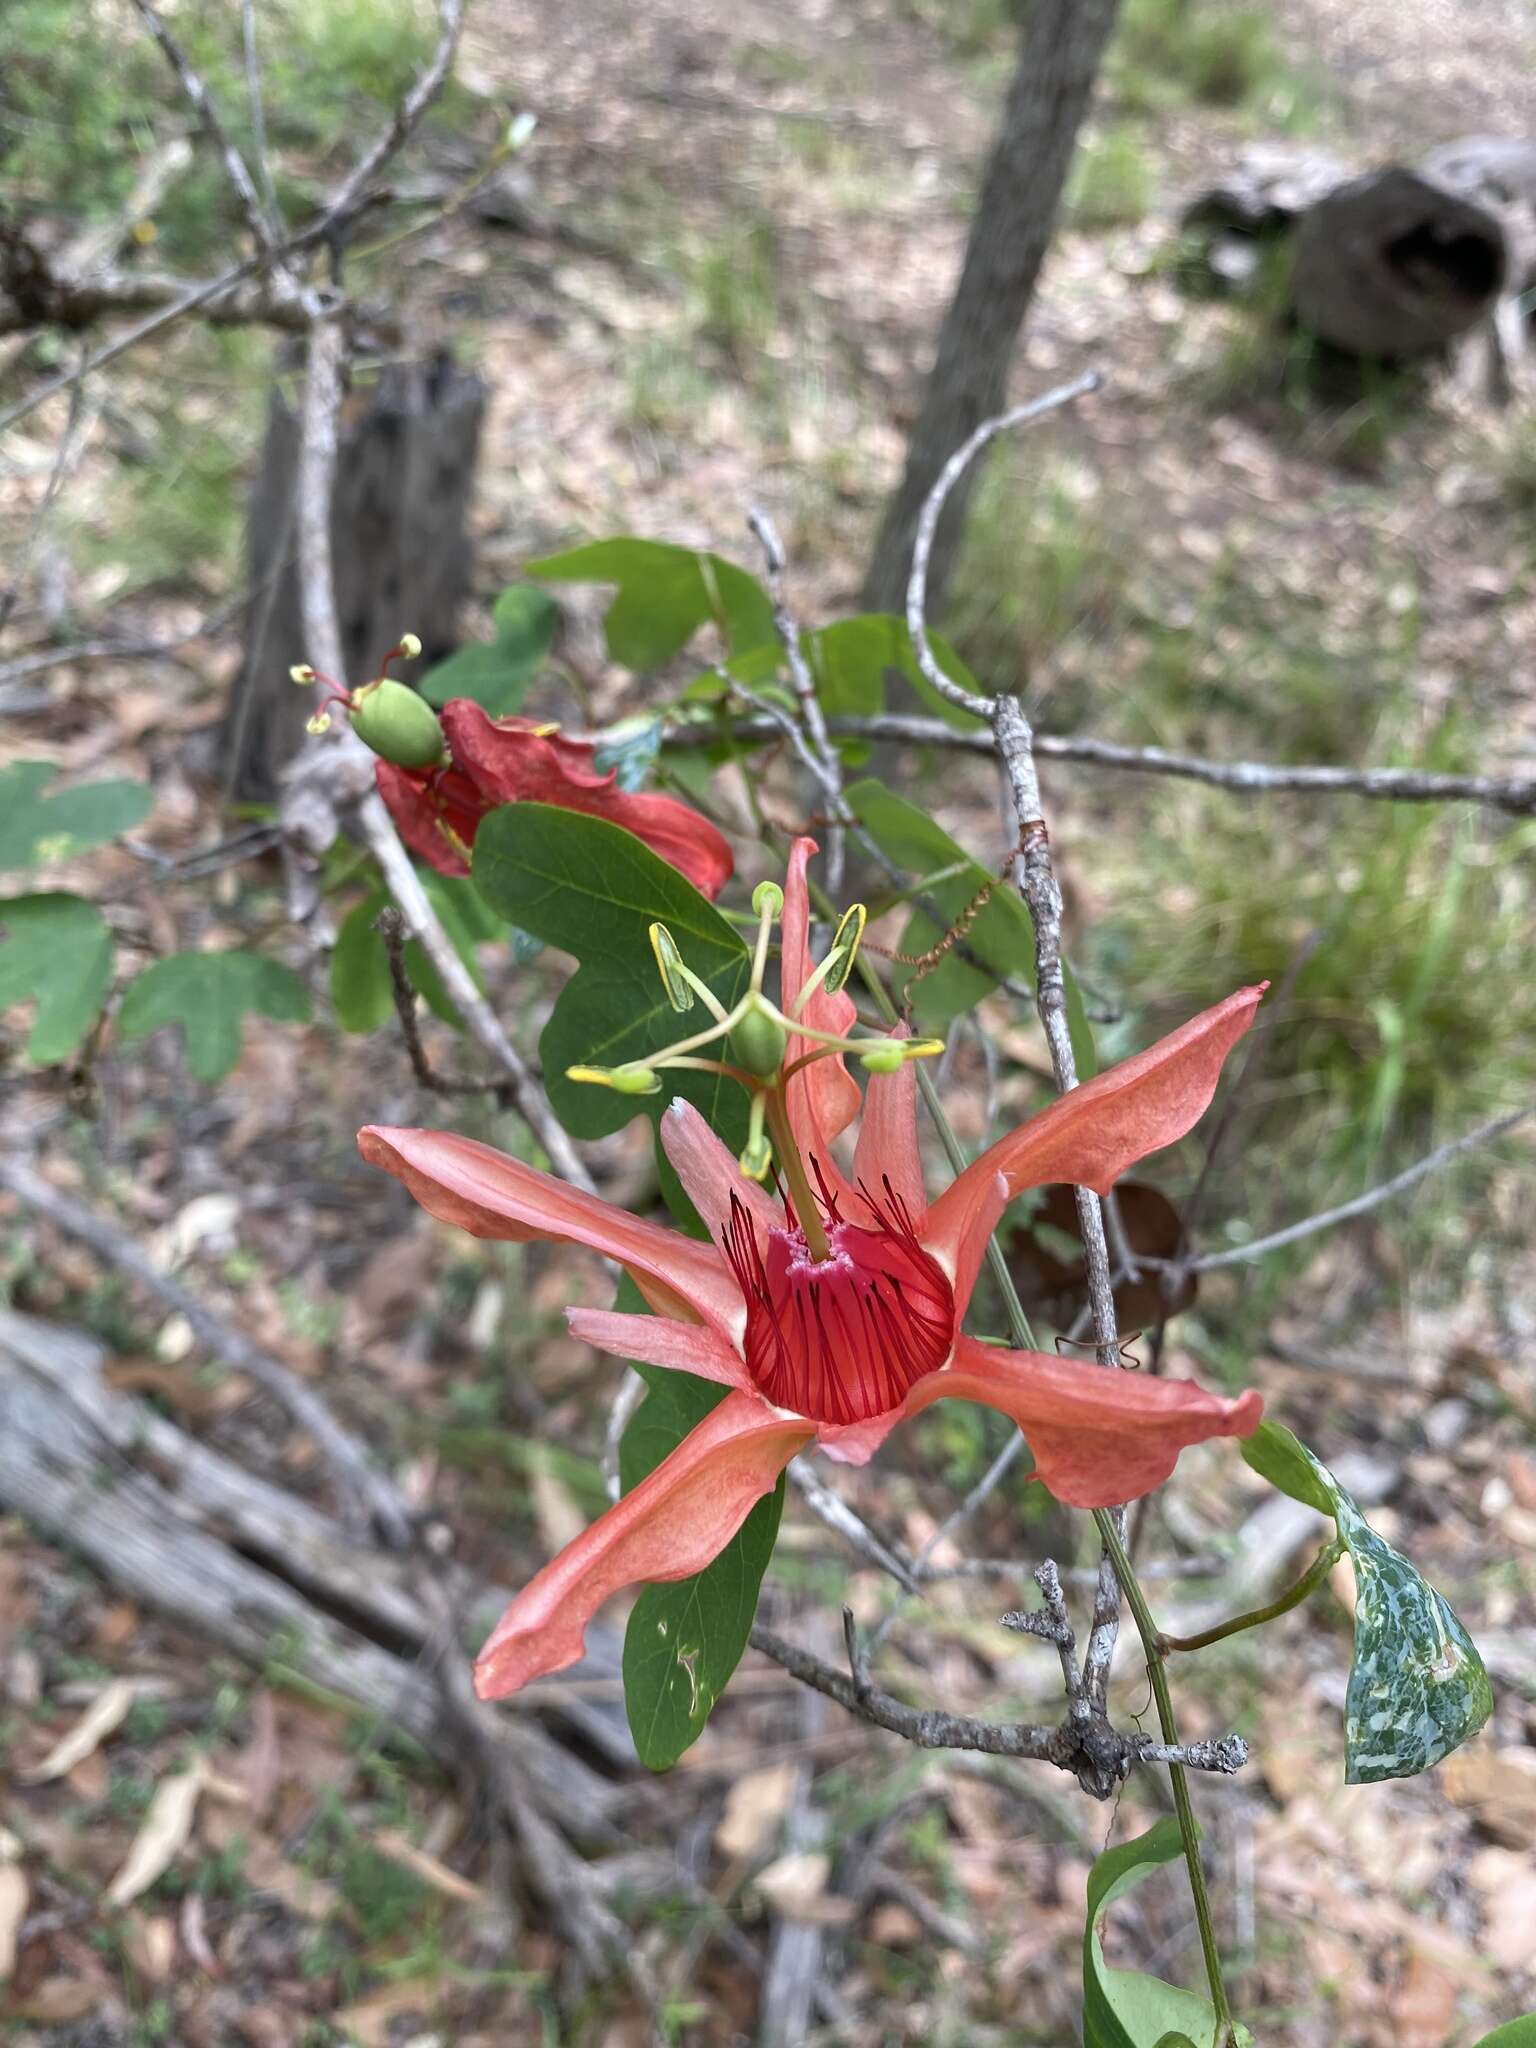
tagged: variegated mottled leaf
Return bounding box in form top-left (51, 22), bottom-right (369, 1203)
top-left (1243, 1420), bottom-right (1492, 1783)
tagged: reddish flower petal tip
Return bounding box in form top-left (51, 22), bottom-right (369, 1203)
top-left (469, 1392), bottom-right (813, 1699)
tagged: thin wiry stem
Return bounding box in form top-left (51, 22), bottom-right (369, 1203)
top-left (667, 712), bottom-right (1536, 820)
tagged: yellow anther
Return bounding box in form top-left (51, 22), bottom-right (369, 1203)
top-left (649, 923), bottom-right (694, 1013)
top-left (398, 631), bottom-right (422, 659)
top-left (821, 902), bottom-right (867, 994)
top-left (566, 1063), bottom-right (660, 1095)
top-left (306, 712), bottom-right (332, 735)
top-left (290, 664), bottom-right (317, 685)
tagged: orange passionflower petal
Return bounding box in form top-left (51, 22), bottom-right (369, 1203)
top-left (473, 1392), bottom-right (813, 1698)
top-left (358, 1125), bottom-right (745, 1337)
top-left (818, 1335), bottom-right (1261, 1508)
top-left (924, 984), bottom-right (1266, 1315)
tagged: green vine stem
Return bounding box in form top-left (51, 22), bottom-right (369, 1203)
top-left (805, 864), bottom-right (1236, 2035)
top-left (1159, 1538), bottom-right (1346, 1656)
top-left (1096, 1509), bottom-right (1236, 2043)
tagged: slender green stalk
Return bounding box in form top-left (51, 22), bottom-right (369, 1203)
top-left (1096, 1511), bottom-right (1234, 2042)
top-left (1160, 1540), bottom-right (1344, 1655)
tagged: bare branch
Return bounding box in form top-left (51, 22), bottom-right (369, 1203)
top-left (1151, 1104), bottom-right (1534, 1275)
top-left (748, 1625), bottom-right (1247, 1785)
top-left (319, 0), bottom-right (467, 239)
top-left (128, 0), bottom-right (283, 259)
top-left (286, 316), bottom-right (596, 1192)
top-left (748, 506), bottom-right (845, 891)
top-left (903, 371), bottom-right (1102, 721)
top-left (671, 713), bottom-right (1536, 820)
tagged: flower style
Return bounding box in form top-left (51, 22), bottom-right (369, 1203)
top-left (359, 840), bottom-right (1265, 1701)
top-left (375, 698), bottom-right (734, 900)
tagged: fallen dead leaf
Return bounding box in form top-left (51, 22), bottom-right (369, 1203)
top-left (867, 1901), bottom-right (922, 1946)
top-left (14, 1975), bottom-right (102, 2022)
top-left (1468, 1845), bottom-right (1536, 1971)
top-left (369, 1828), bottom-right (483, 1905)
top-left (755, 1850), bottom-right (853, 1924)
top-left (235, 1689), bottom-right (282, 1820)
top-left (106, 1759), bottom-right (206, 1908)
top-left (715, 1763), bottom-right (797, 1862)
top-left (180, 1889), bottom-right (219, 1974)
top-left (1443, 1742), bottom-right (1536, 1848)
top-left (0, 1860), bottom-right (28, 1982)
top-left (20, 1677), bottom-right (136, 1782)
top-left (530, 1453), bottom-right (588, 1557)
top-left (333, 1977), bottom-right (439, 2047)
top-left (1387, 1947), bottom-right (1459, 2048)
top-left (122, 1910), bottom-right (177, 1982)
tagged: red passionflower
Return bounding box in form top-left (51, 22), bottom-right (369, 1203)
top-left (375, 697), bottom-right (734, 899)
top-left (360, 841), bottom-right (1264, 1701)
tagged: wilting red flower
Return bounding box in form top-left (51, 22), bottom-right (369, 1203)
top-left (360, 840), bottom-right (1264, 1701)
top-left (374, 698), bottom-right (734, 899)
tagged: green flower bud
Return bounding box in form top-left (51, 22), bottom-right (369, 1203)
top-left (349, 678), bottom-right (446, 770)
top-left (730, 1000), bottom-right (788, 1079)
top-left (858, 1043), bottom-right (906, 1073)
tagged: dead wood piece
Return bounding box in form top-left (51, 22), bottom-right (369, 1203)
top-left (1290, 166), bottom-right (1508, 359)
top-left (0, 1309), bottom-right (628, 1842)
top-left (225, 346), bottom-right (485, 797)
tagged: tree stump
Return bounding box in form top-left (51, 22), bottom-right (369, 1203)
top-left (223, 346), bottom-right (486, 798)
top-left (1290, 166), bottom-right (1508, 359)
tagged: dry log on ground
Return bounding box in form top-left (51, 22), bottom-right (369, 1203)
top-left (1182, 135), bottom-right (1536, 366)
top-left (0, 1308), bottom-right (636, 1967)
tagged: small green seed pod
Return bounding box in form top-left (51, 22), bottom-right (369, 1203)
top-left (350, 678), bottom-right (446, 769)
top-left (730, 1001), bottom-right (789, 1079)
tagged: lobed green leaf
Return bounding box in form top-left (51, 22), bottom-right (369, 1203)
top-left (1083, 1820), bottom-right (1253, 2048)
top-left (0, 892), bottom-right (114, 1061)
top-left (118, 950), bottom-right (310, 1082)
top-left (417, 584), bottom-right (559, 714)
top-left (528, 538), bottom-right (774, 670)
top-left (0, 761), bottom-right (152, 871)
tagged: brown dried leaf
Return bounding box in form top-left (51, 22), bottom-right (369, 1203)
top-left (755, 1851), bottom-right (853, 1924)
top-left (15, 1974), bottom-right (104, 2022)
top-left (368, 1828), bottom-right (483, 1905)
top-left (235, 1689), bottom-right (282, 1820)
top-left (20, 1677), bottom-right (136, 1782)
top-left (106, 1759), bottom-right (206, 1908)
top-left (714, 1763), bottom-right (797, 1862)
top-left (333, 1978), bottom-right (439, 2047)
top-left (122, 1911), bottom-right (177, 1982)
top-left (1443, 1742), bottom-right (1536, 1848)
top-left (0, 1862), bottom-right (28, 1983)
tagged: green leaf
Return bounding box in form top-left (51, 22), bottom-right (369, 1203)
top-left (330, 876), bottom-right (504, 1036)
top-left (1062, 957), bottom-right (1099, 1082)
top-left (1470, 2021), bottom-right (1536, 2048)
top-left (0, 761), bottom-right (153, 870)
top-left (1083, 1821), bottom-right (1250, 2048)
top-left (528, 538), bottom-right (775, 670)
top-left (0, 892), bottom-right (113, 1061)
top-left (471, 804), bottom-right (753, 1158)
top-left (845, 777), bottom-right (1035, 1027)
top-left (1242, 1420), bottom-right (1494, 1782)
top-left (331, 891), bottom-right (396, 1034)
top-left (118, 951), bottom-right (311, 1082)
top-left (417, 584), bottom-right (559, 714)
top-left (614, 1279), bottom-right (783, 1769)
